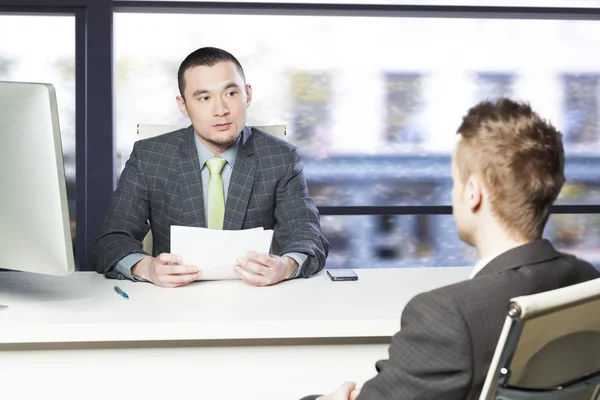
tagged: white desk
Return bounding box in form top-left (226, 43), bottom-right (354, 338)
top-left (0, 267), bottom-right (471, 400)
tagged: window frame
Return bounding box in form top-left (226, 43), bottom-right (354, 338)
top-left (2, 0), bottom-right (600, 270)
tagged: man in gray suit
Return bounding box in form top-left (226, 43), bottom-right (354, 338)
top-left (303, 99), bottom-right (599, 400)
top-left (93, 47), bottom-right (328, 287)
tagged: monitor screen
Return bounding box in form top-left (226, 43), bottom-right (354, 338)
top-left (0, 81), bottom-right (75, 276)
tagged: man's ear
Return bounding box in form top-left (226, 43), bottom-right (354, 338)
top-left (467, 176), bottom-right (483, 213)
top-left (245, 84), bottom-right (252, 108)
top-left (176, 95), bottom-right (189, 118)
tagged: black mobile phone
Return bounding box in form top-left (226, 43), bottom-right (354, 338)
top-left (327, 269), bottom-right (358, 281)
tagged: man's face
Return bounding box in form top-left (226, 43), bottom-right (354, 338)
top-left (451, 145), bottom-right (475, 246)
top-left (176, 61), bottom-right (252, 151)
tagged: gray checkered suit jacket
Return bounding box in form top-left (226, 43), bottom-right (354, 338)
top-left (300, 240), bottom-right (598, 400)
top-left (354, 240), bottom-right (599, 400)
top-left (92, 126), bottom-right (329, 279)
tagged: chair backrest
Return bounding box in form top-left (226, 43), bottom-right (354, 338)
top-left (137, 123), bottom-right (286, 141)
top-left (480, 277), bottom-right (600, 400)
top-left (135, 123), bottom-right (286, 255)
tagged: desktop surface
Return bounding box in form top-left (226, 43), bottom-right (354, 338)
top-left (0, 267), bottom-right (472, 344)
top-left (0, 267), bottom-right (472, 400)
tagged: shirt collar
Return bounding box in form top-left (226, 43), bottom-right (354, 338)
top-left (470, 251), bottom-right (502, 279)
top-left (194, 131), bottom-right (241, 170)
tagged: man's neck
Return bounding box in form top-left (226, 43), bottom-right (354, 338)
top-left (199, 139), bottom-right (230, 156)
top-left (474, 225), bottom-right (531, 260)
top-left (195, 132), bottom-right (239, 156)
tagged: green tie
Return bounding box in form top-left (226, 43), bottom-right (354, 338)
top-left (206, 156), bottom-right (227, 230)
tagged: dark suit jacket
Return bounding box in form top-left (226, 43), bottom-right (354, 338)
top-left (92, 126), bottom-right (329, 279)
top-left (355, 240), bottom-right (599, 400)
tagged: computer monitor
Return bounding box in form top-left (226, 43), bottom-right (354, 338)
top-left (0, 81), bottom-right (75, 284)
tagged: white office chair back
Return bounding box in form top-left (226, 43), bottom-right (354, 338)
top-left (135, 123), bottom-right (286, 255)
top-left (480, 277), bottom-right (600, 400)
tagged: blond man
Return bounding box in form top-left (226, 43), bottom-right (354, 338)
top-left (303, 98), bottom-right (600, 400)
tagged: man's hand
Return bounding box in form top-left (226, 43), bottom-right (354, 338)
top-left (316, 382), bottom-right (358, 400)
top-left (234, 252), bottom-right (298, 286)
top-left (132, 253), bottom-right (200, 288)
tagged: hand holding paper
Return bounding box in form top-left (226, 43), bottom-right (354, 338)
top-left (131, 253), bottom-right (200, 288)
top-left (170, 226), bottom-right (274, 280)
top-left (234, 252), bottom-right (299, 286)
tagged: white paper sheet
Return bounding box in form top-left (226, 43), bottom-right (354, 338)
top-left (170, 226), bottom-right (274, 280)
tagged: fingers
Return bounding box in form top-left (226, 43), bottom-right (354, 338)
top-left (350, 388), bottom-right (361, 400)
top-left (151, 253), bottom-right (200, 287)
top-left (338, 382), bottom-right (356, 395)
top-left (236, 252), bottom-right (279, 277)
top-left (236, 257), bottom-right (268, 276)
top-left (164, 263), bottom-right (198, 275)
top-left (159, 272), bottom-right (200, 287)
top-left (157, 253), bottom-right (182, 264)
top-left (234, 264), bottom-right (271, 286)
top-left (154, 253), bottom-right (198, 275)
top-left (246, 252), bottom-right (278, 268)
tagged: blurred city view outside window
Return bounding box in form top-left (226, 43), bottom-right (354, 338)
top-left (11, 11), bottom-right (587, 270)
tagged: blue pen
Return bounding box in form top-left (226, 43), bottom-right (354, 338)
top-left (114, 285), bottom-right (129, 299)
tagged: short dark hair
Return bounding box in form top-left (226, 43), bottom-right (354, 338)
top-left (177, 47), bottom-right (245, 98)
top-left (456, 98), bottom-right (565, 241)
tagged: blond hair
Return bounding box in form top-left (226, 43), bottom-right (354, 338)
top-left (456, 98), bottom-right (565, 240)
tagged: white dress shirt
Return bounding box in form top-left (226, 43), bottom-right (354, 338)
top-left (470, 252), bottom-right (502, 279)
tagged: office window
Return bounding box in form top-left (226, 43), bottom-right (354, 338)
top-left (557, 183), bottom-right (600, 205)
top-left (555, 183), bottom-right (600, 255)
top-left (322, 212), bottom-right (600, 270)
top-left (322, 211), bottom-right (600, 270)
top-left (289, 71), bottom-right (332, 155)
top-left (114, 14), bottom-right (600, 203)
top-left (113, 0), bottom-right (600, 5)
top-left (385, 73), bottom-right (423, 145)
top-left (0, 57), bottom-right (13, 76)
top-left (320, 215), bottom-right (352, 269)
top-left (306, 183), bottom-right (350, 207)
top-left (558, 75), bottom-right (600, 206)
top-left (323, 214), bottom-right (476, 269)
top-left (0, 14), bottom-right (76, 243)
top-left (476, 73), bottom-right (514, 101)
top-left (375, 214), bottom-right (432, 260)
top-left (377, 181), bottom-right (442, 205)
top-left (114, 13), bottom-right (600, 267)
top-left (372, 182), bottom-right (450, 263)
top-left (546, 214), bottom-right (600, 268)
top-left (322, 213), bottom-right (600, 270)
top-left (562, 74), bottom-right (599, 145)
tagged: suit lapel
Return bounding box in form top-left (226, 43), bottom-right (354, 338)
top-left (474, 239), bottom-right (560, 278)
top-left (224, 127), bottom-right (256, 230)
top-left (177, 126), bottom-right (206, 228)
